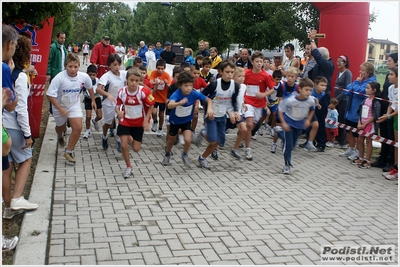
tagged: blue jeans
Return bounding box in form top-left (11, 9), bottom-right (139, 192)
top-left (283, 126), bottom-right (302, 166)
top-left (205, 116), bottom-right (226, 144)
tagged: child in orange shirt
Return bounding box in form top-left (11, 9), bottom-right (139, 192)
top-left (150, 59), bottom-right (171, 137)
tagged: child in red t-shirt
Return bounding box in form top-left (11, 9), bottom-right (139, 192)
top-left (138, 65), bottom-right (153, 90)
top-left (191, 64), bottom-right (208, 132)
top-left (115, 68), bottom-right (155, 179)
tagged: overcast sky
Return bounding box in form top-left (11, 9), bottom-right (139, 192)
top-left (125, 1), bottom-right (399, 44)
top-left (368, 1), bottom-right (399, 42)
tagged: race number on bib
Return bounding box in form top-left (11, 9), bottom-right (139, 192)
top-left (125, 105), bottom-right (143, 119)
top-left (246, 85), bottom-right (260, 97)
top-left (214, 103), bottom-right (227, 117)
top-left (361, 105), bottom-right (369, 118)
top-left (175, 105), bottom-right (193, 117)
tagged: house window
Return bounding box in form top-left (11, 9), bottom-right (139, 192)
top-left (381, 44), bottom-right (385, 49)
top-left (386, 45), bottom-right (391, 53)
top-left (379, 55), bottom-right (384, 60)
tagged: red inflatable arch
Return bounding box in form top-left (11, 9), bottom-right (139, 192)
top-left (313, 2), bottom-right (370, 96)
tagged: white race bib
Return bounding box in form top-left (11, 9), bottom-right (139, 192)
top-left (175, 105), bottom-right (193, 117)
top-left (214, 103), bottom-right (227, 117)
top-left (125, 105), bottom-right (143, 119)
top-left (109, 86), bottom-right (119, 97)
top-left (61, 94), bottom-right (75, 108)
top-left (361, 105), bottom-right (369, 119)
top-left (246, 85), bottom-right (260, 97)
top-left (157, 83), bottom-right (165, 90)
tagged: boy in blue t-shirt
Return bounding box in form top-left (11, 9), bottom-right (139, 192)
top-left (299, 76), bottom-right (328, 152)
top-left (163, 71), bottom-right (214, 167)
top-left (278, 78), bottom-right (316, 174)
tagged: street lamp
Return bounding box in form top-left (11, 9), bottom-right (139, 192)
top-left (120, 18), bottom-right (128, 50)
top-left (161, 2), bottom-right (174, 45)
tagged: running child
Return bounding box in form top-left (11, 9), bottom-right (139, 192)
top-left (351, 81), bottom-right (381, 168)
top-left (150, 59), bottom-right (171, 137)
top-left (82, 65), bottom-right (103, 139)
top-left (162, 71), bottom-right (214, 167)
top-left (46, 53), bottom-right (96, 163)
top-left (190, 64), bottom-right (208, 132)
top-left (198, 60), bottom-right (241, 168)
top-left (278, 78), bottom-right (316, 174)
top-left (96, 54), bottom-right (127, 152)
top-left (115, 68), bottom-right (155, 179)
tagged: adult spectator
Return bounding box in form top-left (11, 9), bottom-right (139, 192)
top-left (145, 43), bottom-right (156, 64)
top-left (278, 43), bottom-right (300, 74)
top-left (46, 31), bottom-right (67, 83)
top-left (372, 52), bottom-right (398, 170)
top-left (271, 52), bottom-right (283, 71)
top-left (235, 48), bottom-right (253, 69)
top-left (340, 62), bottom-right (376, 160)
top-left (154, 41), bottom-right (164, 60)
top-left (209, 47), bottom-right (222, 69)
top-left (307, 30), bottom-right (335, 152)
top-left (160, 41), bottom-right (176, 65)
top-left (232, 53), bottom-right (239, 63)
top-left (184, 48), bottom-right (195, 65)
top-left (333, 55), bottom-right (352, 149)
top-left (138, 40), bottom-right (148, 66)
top-left (300, 44), bottom-right (316, 78)
top-left (115, 41), bottom-right (126, 62)
top-left (3, 34), bottom-right (39, 220)
top-left (196, 40), bottom-right (210, 57)
top-left (90, 35), bottom-right (116, 78)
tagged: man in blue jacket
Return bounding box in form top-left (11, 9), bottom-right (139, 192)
top-left (307, 30), bottom-right (335, 152)
top-left (138, 41), bottom-right (148, 67)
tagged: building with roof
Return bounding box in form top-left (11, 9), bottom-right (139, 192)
top-left (367, 38), bottom-right (398, 67)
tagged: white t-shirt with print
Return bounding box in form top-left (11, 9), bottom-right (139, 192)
top-left (99, 70), bottom-right (127, 107)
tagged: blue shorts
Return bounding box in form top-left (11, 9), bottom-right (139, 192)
top-left (225, 116), bottom-right (245, 130)
top-left (205, 116), bottom-right (226, 143)
top-left (268, 104), bottom-right (278, 113)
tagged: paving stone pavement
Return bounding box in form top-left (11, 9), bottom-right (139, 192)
top-left (14, 56), bottom-right (398, 265)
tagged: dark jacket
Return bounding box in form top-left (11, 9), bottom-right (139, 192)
top-left (357, 97), bottom-right (381, 135)
top-left (47, 40), bottom-right (68, 80)
top-left (309, 48), bottom-right (335, 92)
top-left (235, 58), bottom-right (253, 69)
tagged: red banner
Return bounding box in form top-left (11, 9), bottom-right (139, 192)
top-left (12, 17), bottom-right (54, 138)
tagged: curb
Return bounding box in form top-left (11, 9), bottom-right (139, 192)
top-left (13, 115), bottom-right (57, 265)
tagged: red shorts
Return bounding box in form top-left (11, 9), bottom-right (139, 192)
top-left (326, 127), bottom-right (338, 138)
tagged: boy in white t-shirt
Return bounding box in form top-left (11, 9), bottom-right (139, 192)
top-left (46, 53), bottom-right (96, 163)
top-left (96, 54), bottom-right (127, 152)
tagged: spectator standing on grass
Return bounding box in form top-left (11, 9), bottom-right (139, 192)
top-left (3, 34), bottom-right (38, 220)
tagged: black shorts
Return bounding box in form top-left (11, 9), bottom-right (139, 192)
top-left (2, 155), bottom-right (10, 170)
top-left (345, 119), bottom-right (359, 138)
top-left (83, 53), bottom-right (88, 56)
top-left (169, 121), bottom-right (192, 136)
top-left (84, 97), bottom-right (102, 110)
top-left (226, 116), bottom-right (245, 130)
top-left (117, 124), bottom-right (144, 142)
top-left (154, 102), bottom-right (166, 112)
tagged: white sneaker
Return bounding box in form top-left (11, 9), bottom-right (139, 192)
top-left (92, 118), bottom-right (100, 131)
top-left (178, 134), bottom-right (185, 145)
top-left (245, 148), bottom-right (253, 160)
top-left (151, 122), bottom-right (157, 132)
top-left (11, 196), bottom-right (38, 210)
top-left (2, 235), bottom-right (18, 251)
top-left (198, 104), bottom-right (203, 110)
top-left (271, 143), bottom-right (277, 153)
top-left (326, 141), bottom-right (334, 148)
top-left (83, 130), bottom-right (91, 139)
top-left (123, 167), bottom-right (132, 179)
top-left (282, 165), bottom-right (290, 175)
top-left (157, 129), bottom-right (163, 137)
top-left (339, 147), bottom-right (354, 157)
top-left (251, 135), bottom-right (257, 140)
top-left (348, 150), bottom-right (359, 161)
